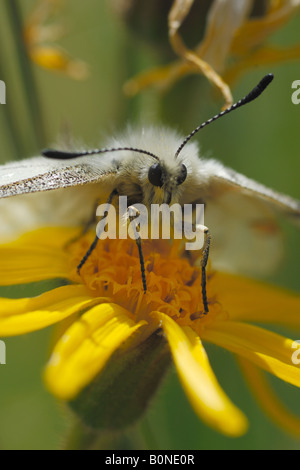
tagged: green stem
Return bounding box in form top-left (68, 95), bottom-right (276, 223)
top-left (4, 0), bottom-right (46, 151)
top-left (62, 415), bottom-right (138, 450)
top-left (69, 332), bottom-right (171, 433)
top-left (0, 59), bottom-right (24, 159)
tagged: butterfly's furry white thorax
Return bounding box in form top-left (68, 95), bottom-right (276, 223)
top-left (106, 125), bottom-right (204, 206)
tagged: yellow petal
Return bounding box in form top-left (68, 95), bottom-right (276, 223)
top-left (44, 303), bottom-right (146, 400)
top-left (151, 311), bottom-right (248, 436)
top-left (203, 321), bottom-right (300, 387)
top-left (0, 285), bottom-right (102, 336)
top-left (231, 1), bottom-right (300, 56)
top-left (238, 358), bottom-right (300, 438)
top-left (0, 227), bottom-right (77, 285)
top-left (123, 61), bottom-right (188, 96)
top-left (29, 46), bottom-right (89, 80)
top-left (224, 45), bottom-right (300, 85)
top-left (168, 0), bottom-right (195, 36)
top-left (197, 0), bottom-right (252, 72)
top-left (213, 272), bottom-right (300, 328)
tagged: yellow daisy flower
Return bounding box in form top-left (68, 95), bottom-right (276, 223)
top-left (124, 0), bottom-right (300, 107)
top-left (1, 226), bottom-right (300, 437)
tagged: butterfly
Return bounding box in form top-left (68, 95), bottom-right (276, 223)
top-left (0, 74), bottom-right (298, 313)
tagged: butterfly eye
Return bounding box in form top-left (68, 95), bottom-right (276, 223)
top-left (177, 164), bottom-right (187, 185)
top-left (148, 163), bottom-right (164, 187)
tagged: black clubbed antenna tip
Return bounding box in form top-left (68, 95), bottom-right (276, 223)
top-left (175, 73), bottom-right (274, 158)
top-left (240, 73), bottom-right (273, 105)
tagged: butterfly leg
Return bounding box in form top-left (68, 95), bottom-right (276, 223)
top-left (198, 225), bottom-right (211, 314)
top-left (77, 189), bottom-right (118, 274)
top-left (128, 205), bottom-right (147, 293)
top-left (187, 223), bottom-right (211, 314)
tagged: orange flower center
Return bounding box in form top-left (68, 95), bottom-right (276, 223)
top-left (67, 234), bottom-right (228, 331)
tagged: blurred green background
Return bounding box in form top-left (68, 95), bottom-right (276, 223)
top-left (0, 0), bottom-right (300, 450)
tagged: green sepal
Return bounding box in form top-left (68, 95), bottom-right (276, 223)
top-left (69, 331), bottom-right (171, 430)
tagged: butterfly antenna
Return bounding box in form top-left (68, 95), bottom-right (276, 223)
top-left (42, 147), bottom-right (160, 161)
top-left (175, 73), bottom-right (274, 158)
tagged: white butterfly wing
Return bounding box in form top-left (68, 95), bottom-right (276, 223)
top-left (0, 155), bottom-right (116, 239)
top-left (0, 155), bottom-right (117, 198)
top-left (199, 159), bottom-right (300, 275)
